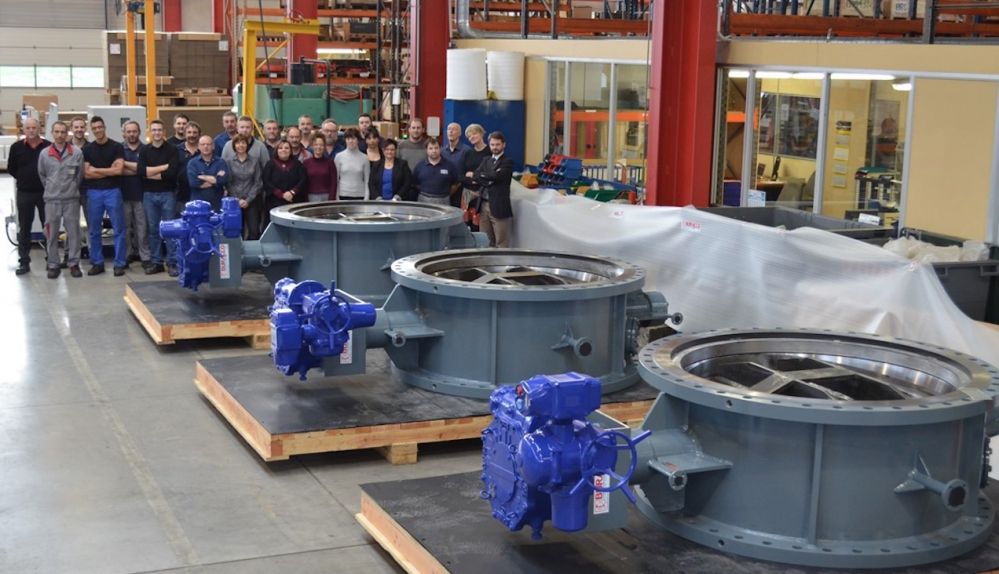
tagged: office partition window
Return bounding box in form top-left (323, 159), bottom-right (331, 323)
top-left (545, 59), bottom-right (649, 185)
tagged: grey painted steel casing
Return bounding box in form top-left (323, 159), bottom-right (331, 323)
top-left (630, 329), bottom-right (999, 569)
top-left (238, 201), bottom-right (474, 305)
top-left (355, 249), bottom-right (662, 398)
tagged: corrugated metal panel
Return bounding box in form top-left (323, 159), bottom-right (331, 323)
top-left (0, 0), bottom-right (109, 30)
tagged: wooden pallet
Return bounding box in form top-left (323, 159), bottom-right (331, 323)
top-left (357, 489), bottom-right (447, 574)
top-left (194, 354), bottom-right (657, 464)
top-left (357, 472), bottom-right (999, 574)
top-left (124, 281), bottom-right (272, 350)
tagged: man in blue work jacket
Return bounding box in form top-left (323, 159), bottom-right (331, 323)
top-left (187, 135), bottom-right (228, 211)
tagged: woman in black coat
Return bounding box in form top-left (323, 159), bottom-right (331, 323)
top-left (263, 140), bottom-right (308, 209)
top-left (367, 138), bottom-right (413, 201)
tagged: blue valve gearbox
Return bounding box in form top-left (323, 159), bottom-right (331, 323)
top-left (270, 278), bottom-right (377, 380)
top-left (480, 373), bottom-right (651, 539)
top-left (159, 198), bottom-right (242, 290)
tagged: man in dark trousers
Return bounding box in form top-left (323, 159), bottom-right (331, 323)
top-left (7, 117), bottom-right (50, 275)
top-left (83, 116), bottom-right (127, 276)
top-left (139, 120), bottom-right (180, 276)
top-left (472, 131), bottom-right (514, 248)
top-left (121, 121), bottom-right (150, 270)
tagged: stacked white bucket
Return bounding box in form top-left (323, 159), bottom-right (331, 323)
top-left (445, 49), bottom-right (525, 100)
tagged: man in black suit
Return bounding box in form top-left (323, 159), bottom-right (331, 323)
top-left (472, 131), bottom-right (514, 247)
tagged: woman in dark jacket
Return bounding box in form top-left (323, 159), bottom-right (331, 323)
top-left (263, 140), bottom-right (308, 208)
top-left (367, 138), bottom-right (413, 201)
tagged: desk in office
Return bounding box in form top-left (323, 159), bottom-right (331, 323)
top-left (753, 180), bottom-right (785, 202)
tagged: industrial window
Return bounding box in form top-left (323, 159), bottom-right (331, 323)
top-left (0, 66), bottom-right (105, 89)
top-left (0, 66), bottom-right (36, 88)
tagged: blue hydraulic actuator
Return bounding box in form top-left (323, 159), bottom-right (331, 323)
top-left (269, 278), bottom-right (377, 380)
top-left (159, 198), bottom-right (241, 290)
top-left (480, 372), bottom-right (651, 539)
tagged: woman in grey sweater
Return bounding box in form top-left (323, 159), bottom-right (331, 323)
top-left (225, 134), bottom-right (262, 239)
top-left (333, 128), bottom-right (369, 199)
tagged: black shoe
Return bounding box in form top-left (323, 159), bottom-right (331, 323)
top-left (145, 263), bottom-right (165, 275)
top-left (167, 264), bottom-right (179, 277)
top-left (47, 267), bottom-right (60, 279)
top-left (141, 260), bottom-right (153, 271)
top-left (87, 265), bottom-right (105, 276)
top-left (126, 254), bottom-right (141, 264)
top-left (113, 266), bottom-right (126, 277)
top-left (69, 265), bottom-right (83, 278)
top-left (14, 264), bottom-right (29, 276)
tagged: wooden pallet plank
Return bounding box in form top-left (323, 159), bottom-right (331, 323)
top-left (194, 362), bottom-right (284, 461)
top-left (124, 281), bottom-right (272, 347)
top-left (123, 284), bottom-right (172, 345)
top-left (356, 491), bottom-right (450, 574)
top-left (169, 318), bottom-right (270, 341)
top-left (197, 354), bottom-right (658, 464)
top-left (376, 442), bottom-right (418, 465)
top-left (272, 415), bottom-right (491, 461)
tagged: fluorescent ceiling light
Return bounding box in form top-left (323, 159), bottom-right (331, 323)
top-left (830, 73), bottom-right (895, 81)
top-left (755, 71), bottom-right (793, 79)
top-left (317, 48), bottom-right (368, 56)
top-left (891, 82), bottom-right (912, 91)
top-left (791, 72), bottom-right (825, 80)
top-left (727, 69), bottom-right (749, 78)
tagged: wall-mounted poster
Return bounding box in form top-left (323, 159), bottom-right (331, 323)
top-left (778, 95), bottom-right (821, 159)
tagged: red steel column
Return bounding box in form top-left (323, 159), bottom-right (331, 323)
top-left (645, 1), bottom-right (716, 206)
top-left (212, 0), bottom-right (224, 34)
top-left (411, 1), bottom-right (449, 123)
top-left (288, 0), bottom-right (318, 65)
top-left (163, 0), bottom-right (182, 32)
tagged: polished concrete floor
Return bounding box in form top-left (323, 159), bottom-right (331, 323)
top-left (0, 174), bottom-right (482, 573)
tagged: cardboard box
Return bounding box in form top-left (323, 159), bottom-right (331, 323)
top-left (372, 121), bottom-right (399, 139)
top-left (22, 94), bottom-right (59, 113)
top-left (120, 75), bottom-right (174, 92)
top-left (184, 95), bottom-right (233, 107)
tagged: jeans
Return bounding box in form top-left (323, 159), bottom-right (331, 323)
top-left (87, 188), bottom-right (126, 268)
top-left (143, 192), bottom-right (177, 266)
top-left (15, 191), bottom-right (45, 266)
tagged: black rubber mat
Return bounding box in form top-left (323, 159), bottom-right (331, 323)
top-left (361, 471), bottom-right (999, 574)
top-left (199, 352), bottom-right (660, 435)
top-left (129, 273), bottom-right (273, 325)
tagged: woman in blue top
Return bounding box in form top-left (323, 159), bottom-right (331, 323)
top-left (367, 138), bottom-right (412, 201)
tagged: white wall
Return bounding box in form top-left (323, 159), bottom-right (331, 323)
top-left (0, 28), bottom-right (107, 129)
top-left (0, 0), bottom-right (214, 132)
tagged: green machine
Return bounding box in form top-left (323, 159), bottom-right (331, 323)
top-left (236, 84), bottom-right (372, 127)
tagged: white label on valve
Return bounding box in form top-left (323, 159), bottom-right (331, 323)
top-left (340, 337), bottom-right (353, 365)
top-left (592, 474), bottom-right (610, 515)
top-left (217, 243), bottom-right (230, 279)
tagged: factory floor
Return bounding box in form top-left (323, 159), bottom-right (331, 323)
top-left (0, 174), bottom-right (481, 574)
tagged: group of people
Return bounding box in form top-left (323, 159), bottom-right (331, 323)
top-left (7, 109), bottom-right (515, 279)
